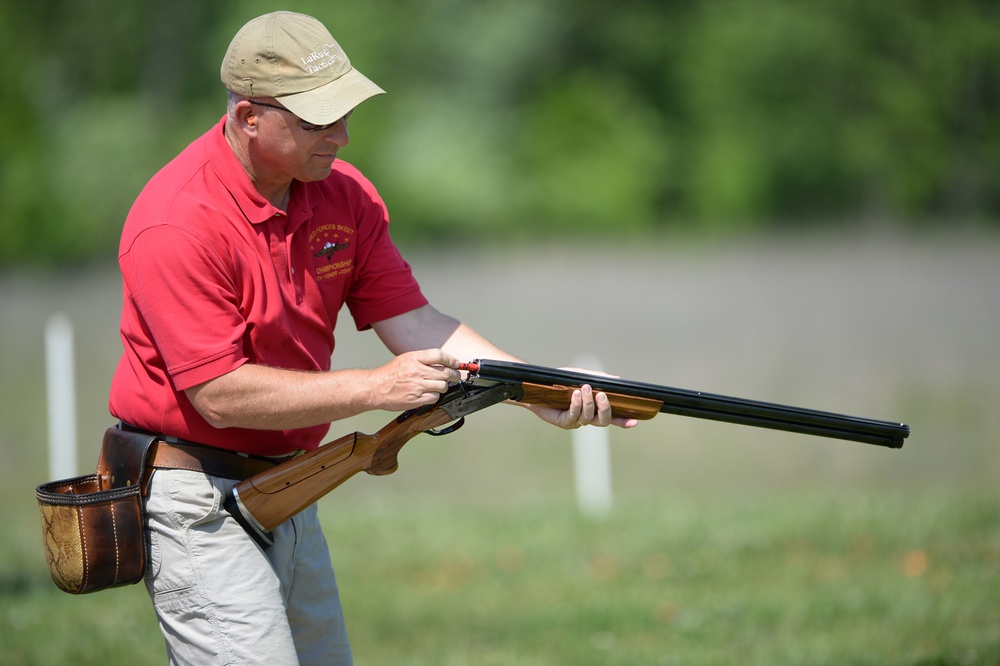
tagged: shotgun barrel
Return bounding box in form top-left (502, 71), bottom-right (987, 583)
top-left (461, 359), bottom-right (909, 449)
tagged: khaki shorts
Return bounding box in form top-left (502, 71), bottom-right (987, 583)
top-left (144, 469), bottom-right (352, 666)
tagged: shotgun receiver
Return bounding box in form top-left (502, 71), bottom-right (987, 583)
top-left (225, 359), bottom-right (909, 547)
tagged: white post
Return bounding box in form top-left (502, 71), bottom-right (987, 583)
top-left (46, 313), bottom-right (77, 480)
top-left (572, 355), bottom-right (612, 519)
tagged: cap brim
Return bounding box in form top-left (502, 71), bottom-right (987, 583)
top-left (277, 67), bottom-right (385, 125)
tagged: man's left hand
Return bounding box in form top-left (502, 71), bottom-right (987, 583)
top-left (526, 383), bottom-right (639, 430)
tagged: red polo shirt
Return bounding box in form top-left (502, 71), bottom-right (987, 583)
top-left (109, 116), bottom-right (428, 455)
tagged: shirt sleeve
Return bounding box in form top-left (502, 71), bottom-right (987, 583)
top-left (120, 224), bottom-right (248, 391)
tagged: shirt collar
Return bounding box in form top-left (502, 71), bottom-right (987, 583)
top-left (207, 115), bottom-right (314, 228)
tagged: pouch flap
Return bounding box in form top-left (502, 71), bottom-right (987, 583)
top-left (95, 426), bottom-right (158, 490)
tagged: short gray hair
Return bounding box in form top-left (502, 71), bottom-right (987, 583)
top-left (225, 90), bottom-right (281, 120)
top-left (226, 90), bottom-right (248, 120)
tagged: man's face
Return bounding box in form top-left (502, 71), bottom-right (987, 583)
top-left (249, 103), bottom-right (353, 183)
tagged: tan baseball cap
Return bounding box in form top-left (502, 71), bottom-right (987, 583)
top-left (221, 11), bottom-right (385, 125)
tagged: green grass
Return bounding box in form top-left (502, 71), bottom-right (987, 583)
top-left (3, 490), bottom-right (998, 665)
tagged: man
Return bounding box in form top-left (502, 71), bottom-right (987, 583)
top-left (109, 11), bottom-right (635, 665)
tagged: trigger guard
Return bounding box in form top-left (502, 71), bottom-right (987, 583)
top-left (426, 417), bottom-right (465, 437)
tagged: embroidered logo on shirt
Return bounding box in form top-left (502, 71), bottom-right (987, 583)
top-left (309, 224), bottom-right (354, 281)
top-left (314, 241), bottom-right (350, 261)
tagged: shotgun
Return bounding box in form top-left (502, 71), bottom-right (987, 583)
top-left (225, 359), bottom-right (909, 547)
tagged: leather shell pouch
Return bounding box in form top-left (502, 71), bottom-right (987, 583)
top-left (35, 426), bottom-right (156, 594)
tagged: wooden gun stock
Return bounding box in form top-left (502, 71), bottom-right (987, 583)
top-left (227, 402), bottom-right (459, 547)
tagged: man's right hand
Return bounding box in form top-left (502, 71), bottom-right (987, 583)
top-left (366, 349), bottom-right (461, 411)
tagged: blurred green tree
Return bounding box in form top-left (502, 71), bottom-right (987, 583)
top-left (2, 0), bottom-right (998, 266)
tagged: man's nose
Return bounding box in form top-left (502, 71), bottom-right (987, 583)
top-left (325, 118), bottom-right (349, 146)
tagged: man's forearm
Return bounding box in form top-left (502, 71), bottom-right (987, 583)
top-left (372, 305), bottom-right (521, 364)
top-left (185, 363), bottom-right (379, 431)
top-left (440, 322), bottom-right (522, 365)
top-left (185, 348), bottom-right (460, 432)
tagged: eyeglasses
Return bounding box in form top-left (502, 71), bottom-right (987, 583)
top-left (250, 100), bottom-right (345, 132)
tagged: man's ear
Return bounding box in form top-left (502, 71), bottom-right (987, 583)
top-left (233, 101), bottom-right (258, 135)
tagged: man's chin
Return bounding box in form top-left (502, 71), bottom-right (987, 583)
top-left (303, 161), bottom-right (336, 182)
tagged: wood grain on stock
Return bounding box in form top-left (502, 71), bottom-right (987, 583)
top-left (520, 382), bottom-right (663, 420)
top-left (235, 406), bottom-right (455, 532)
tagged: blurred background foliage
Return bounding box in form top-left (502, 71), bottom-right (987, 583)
top-left (2, 0), bottom-right (999, 266)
